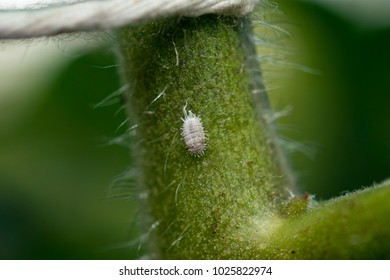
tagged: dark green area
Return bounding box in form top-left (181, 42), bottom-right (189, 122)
top-left (276, 0), bottom-right (390, 199)
top-left (0, 48), bottom-right (138, 259)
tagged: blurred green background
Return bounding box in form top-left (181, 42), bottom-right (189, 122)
top-left (0, 40), bottom-right (140, 259)
top-left (269, 0), bottom-right (390, 198)
top-left (0, 0), bottom-right (389, 259)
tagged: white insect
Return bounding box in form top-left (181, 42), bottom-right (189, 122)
top-left (181, 104), bottom-right (206, 157)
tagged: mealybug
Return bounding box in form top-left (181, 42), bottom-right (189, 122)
top-left (181, 105), bottom-right (206, 157)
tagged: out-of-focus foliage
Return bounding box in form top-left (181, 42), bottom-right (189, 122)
top-left (305, 0), bottom-right (390, 29)
top-left (264, 0), bottom-right (390, 199)
top-left (0, 44), bottom-right (139, 259)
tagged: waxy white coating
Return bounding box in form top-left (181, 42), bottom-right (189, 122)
top-left (181, 109), bottom-right (206, 156)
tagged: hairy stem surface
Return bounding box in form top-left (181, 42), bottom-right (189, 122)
top-left (117, 15), bottom-right (291, 259)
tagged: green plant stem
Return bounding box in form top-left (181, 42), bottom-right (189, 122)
top-left (116, 15), bottom-right (390, 259)
top-left (117, 15), bottom-right (292, 259)
top-left (253, 183), bottom-right (390, 259)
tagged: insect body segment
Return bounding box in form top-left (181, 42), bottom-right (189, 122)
top-left (181, 108), bottom-right (206, 157)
